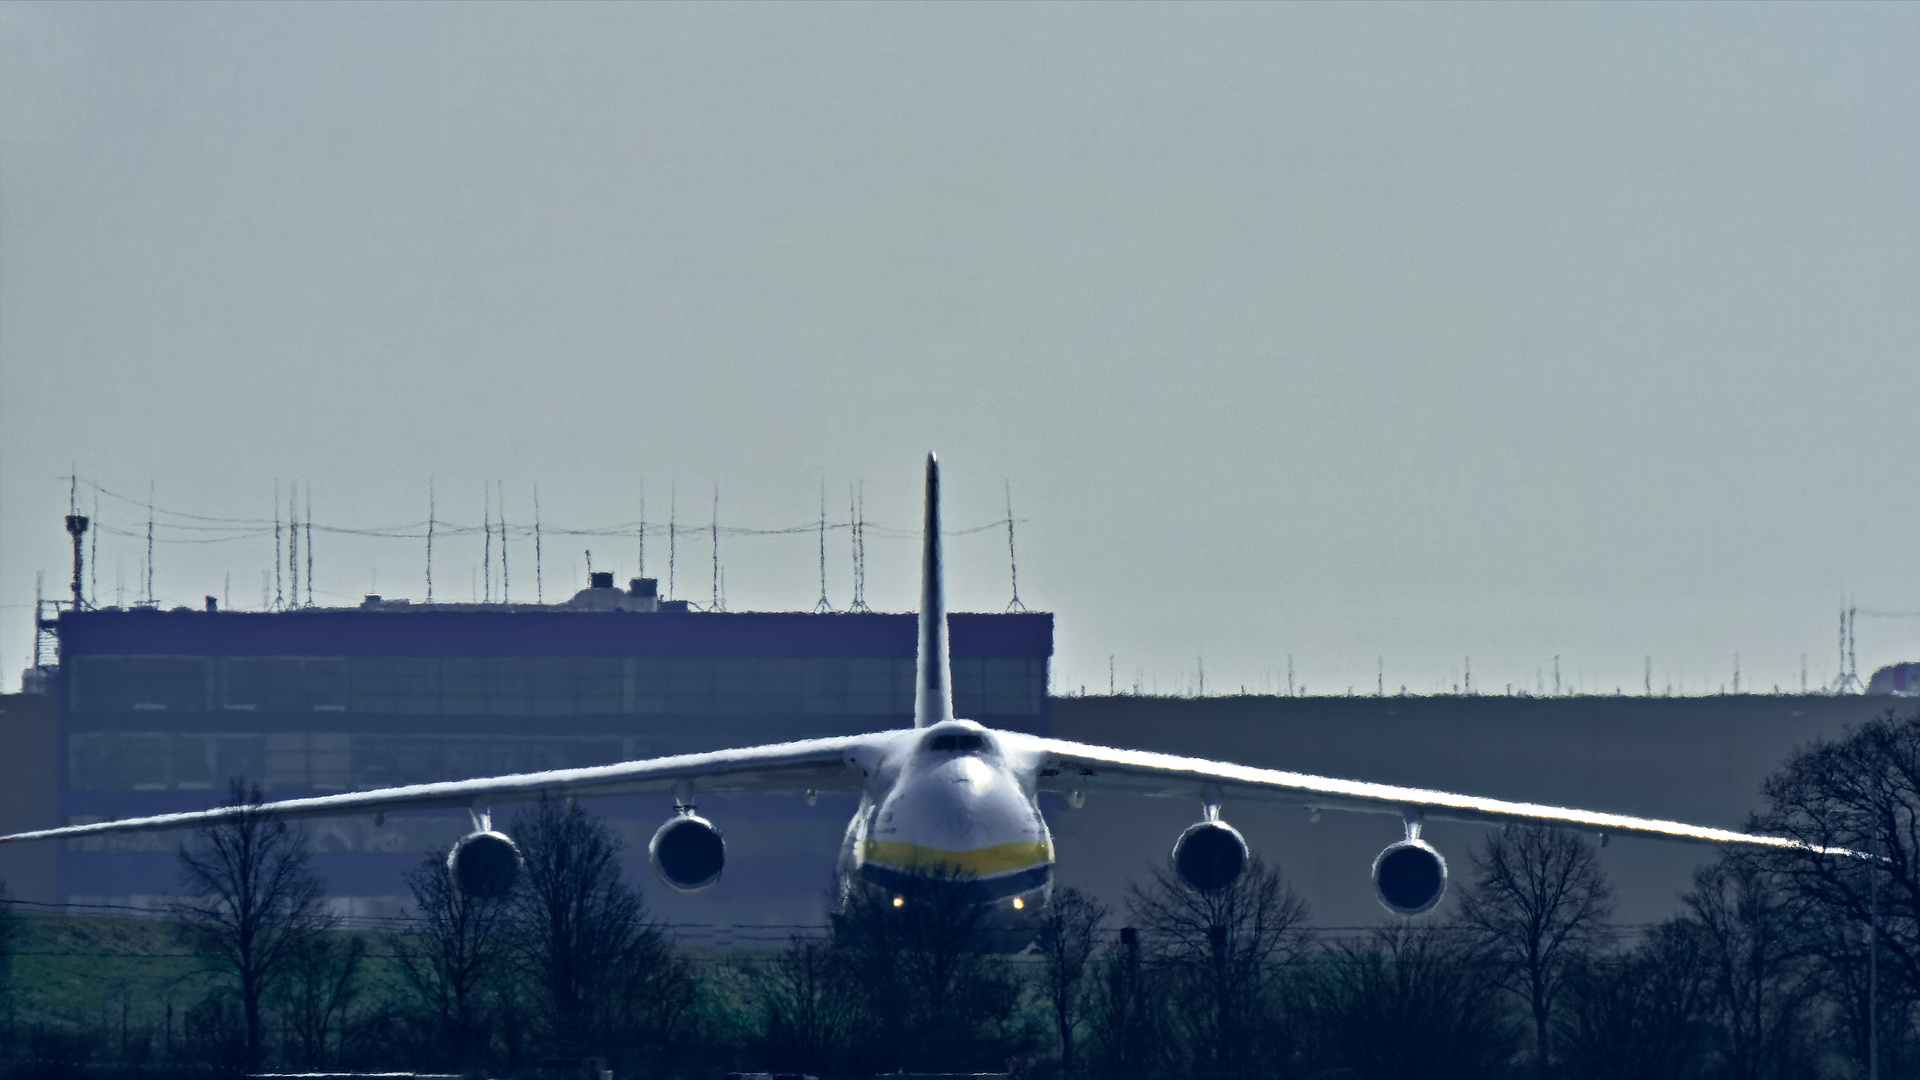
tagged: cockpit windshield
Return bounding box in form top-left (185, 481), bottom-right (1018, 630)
top-left (926, 732), bottom-right (987, 754)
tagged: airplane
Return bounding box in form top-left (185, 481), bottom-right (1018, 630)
top-left (0, 454), bottom-right (1843, 924)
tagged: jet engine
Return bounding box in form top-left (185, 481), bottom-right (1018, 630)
top-left (650, 812), bottom-right (726, 892)
top-left (1372, 838), bottom-right (1447, 915)
top-left (1172, 819), bottom-right (1249, 893)
top-left (447, 830), bottom-right (524, 899)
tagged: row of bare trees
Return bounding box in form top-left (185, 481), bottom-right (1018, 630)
top-left (17, 707), bottom-right (1920, 1078)
top-left (734, 707), bottom-right (1920, 1080)
top-left (154, 785), bottom-right (697, 1077)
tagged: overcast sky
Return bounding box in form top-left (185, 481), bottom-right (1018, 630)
top-left (3, 2), bottom-right (1917, 698)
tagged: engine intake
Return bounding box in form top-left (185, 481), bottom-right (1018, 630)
top-left (1172, 819), bottom-right (1248, 893)
top-left (448, 830), bottom-right (523, 899)
top-left (650, 812), bottom-right (726, 892)
top-left (1372, 839), bottom-right (1447, 915)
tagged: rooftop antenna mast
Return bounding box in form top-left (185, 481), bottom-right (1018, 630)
top-left (65, 474), bottom-right (89, 611)
top-left (304, 487), bottom-right (313, 608)
top-left (272, 480), bottom-right (283, 611)
top-left (33, 572), bottom-right (54, 671)
top-left (814, 481), bottom-right (832, 613)
top-left (848, 482), bottom-right (871, 613)
top-left (499, 481), bottom-right (510, 605)
top-left (668, 484), bottom-right (677, 600)
top-left (1834, 598), bottom-right (1864, 694)
top-left (534, 484), bottom-right (545, 604)
top-left (146, 481), bottom-right (156, 607)
top-left (635, 481), bottom-right (645, 583)
top-left (89, 491), bottom-right (99, 608)
top-left (710, 485), bottom-right (720, 612)
top-left (426, 480), bottom-right (436, 604)
top-left (1004, 480), bottom-right (1027, 613)
top-left (288, 482), bottom-right (299, 612)
top-left (483, 483), bottom-right (493, 604)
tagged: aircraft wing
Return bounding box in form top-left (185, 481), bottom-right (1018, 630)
top-left (0, 734), bottom-right (877, 845)
top-left (1023, 735), bottom-right (1841, 854)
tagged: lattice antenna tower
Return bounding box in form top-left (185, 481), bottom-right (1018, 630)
top-left (710, 485), bottom-right (720, 611)
top-left (64, 474), bottom-right (89, 611)
top-left (1847, 599), bottom-right (1861, 692)
top-left (483, 482), bottom-right (493, 604)
top-left (145, 481), bottom-right (156, 607)
top-left (847, 485), bottom-right (860, 611)
top-left (304, 487), bottom-right (313, 608)
top-left (272, 480), bottom-right (283, 611)
top-left (814, 480), bottom-right (832, 613)
top-left (89, 491), bottom-right (99, 608)
top-left (33, 572), bottom-right (55, 670)
top-left (287, 482), bottom-right (299, 611)
top-left (535, 484), bottom-right (545, 604)
top-left (1005, 480), bottom-right (1028, 613)
top-left (499, 481), bottom-right (510, 605)
top-left (848, 482), bottom-right (871, 613)
top-left (426, 480), bottom-right (436, 603)
top-left (1834, 598), bottom-right (1864, 694)
top-left (635, 481), bottom-right (645, 583)
top-left (668, 484), bottom-right (677, 601)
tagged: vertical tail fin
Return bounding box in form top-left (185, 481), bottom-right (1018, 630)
top-left (915, 453), bottom-right (953, 728)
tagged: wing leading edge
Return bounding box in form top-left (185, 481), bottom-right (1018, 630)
top-left (1019, 735), bottom-right (1855, 856)
top-left (0, 734), bottom-right (878, 845)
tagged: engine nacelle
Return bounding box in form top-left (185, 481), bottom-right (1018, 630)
top-left (1172, 819), bottom-right (1249, 893)
top-left (650, 812), bottom-right (726, 892)
top-left (447, 830), bottom-right (523, 899)
top-left (1372, 839), bottom-right (1448, 915)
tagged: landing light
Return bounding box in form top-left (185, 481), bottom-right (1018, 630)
top-left (892, 896), bottom-right (905, 908)
top-left (1011, 897), bottom-right (1025, 910)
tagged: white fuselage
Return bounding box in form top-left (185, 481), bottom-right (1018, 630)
top-left (837, 720), bottom-right (1055, 908)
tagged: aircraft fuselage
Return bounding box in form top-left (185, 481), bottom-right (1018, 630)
top-left (837, 720), bottom-right (1055, 914)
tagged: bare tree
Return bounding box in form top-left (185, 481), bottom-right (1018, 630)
top-left (750, 936), bottom-right (860, 1075)
top-left (280, 934), bottom-right (366, 1069)
top-left (1036, 886), bottom-right (1110, 1075)
top-left (1085, 925), bottom-right (1161, 1079)
top-left (1754, 709), bottom-right (1920, 1003)
top-left (1129, 857), bottom-right (1310, 1074)
top-left (509, 798), bottom-right (690, 1066)
top-left (395, 847), bottom-right (514, 1071)
top-left (174, 780), bottom-right (334, 1072)
top-left (1687, 854), bottom-right (1818, 1080)
top-left (1556, 919), bottom-right (1714, 1080)
top-left (1302, 923), bottom-right (1519, 1080)
top-left (1459, 824), bottom-right (1612, 1078)
top-left (832, 867), bottom-right (1022, 1073)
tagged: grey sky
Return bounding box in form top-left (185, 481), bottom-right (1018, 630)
top-left (4, 2), bottom-right (1917, 698)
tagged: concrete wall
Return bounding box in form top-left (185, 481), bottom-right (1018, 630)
top-left (1045, 694), bottom-right (1915, 929)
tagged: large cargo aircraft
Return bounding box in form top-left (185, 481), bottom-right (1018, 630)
top-left (0, 456), bottom-right (1843, 921)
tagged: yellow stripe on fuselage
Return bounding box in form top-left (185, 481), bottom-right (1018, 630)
top-left (861, 838), bottom-right (1054, 877)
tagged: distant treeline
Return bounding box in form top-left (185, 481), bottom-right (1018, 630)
top-left (6, 709), bottom-right (1920, 1080)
